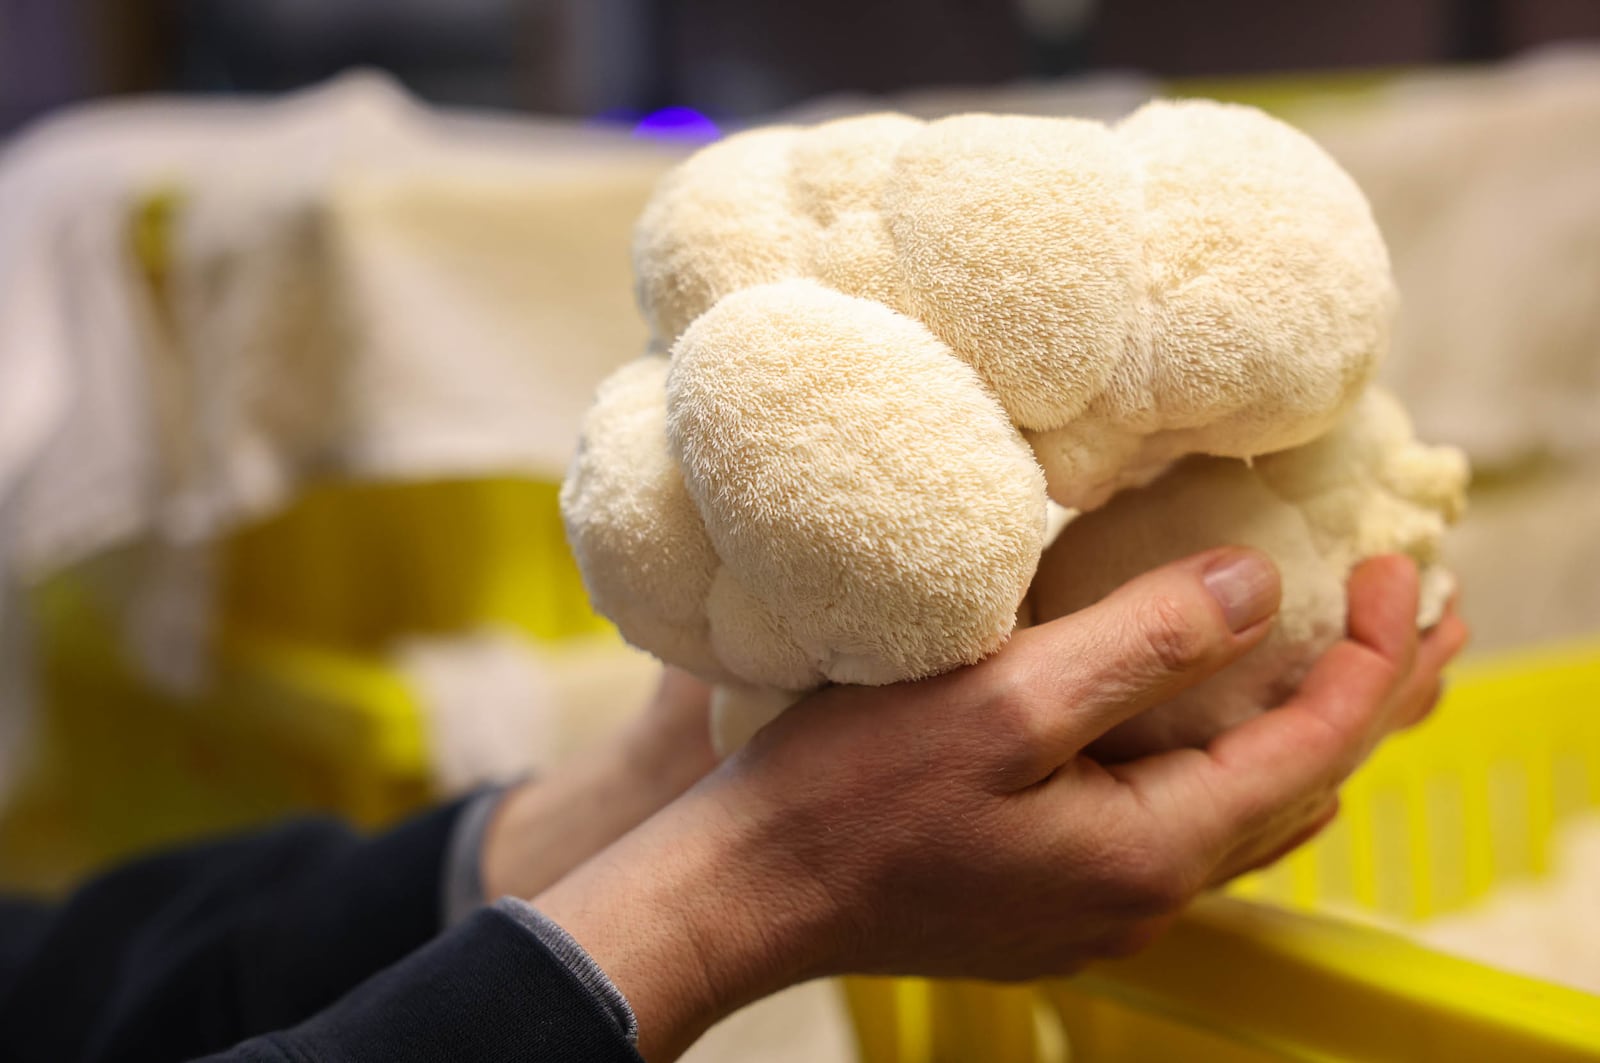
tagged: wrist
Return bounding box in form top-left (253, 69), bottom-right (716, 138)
top-left (533, 783), bottom-right (839, 1061)
top-left (479, 736), bottom-right (701, 902)
top-left (618, 680), bottom-right (720, 796)
top-left (616, 728), bottom-right (712, 808)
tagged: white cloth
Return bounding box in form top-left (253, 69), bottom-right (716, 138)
top-left (1306, 49), bottom-right (1600, 470)
top-left (397, 630), bottom-right (660, 792)
top-left (0, 72), bottom-right (679, 790)
top-left (1, 71), bottom-right (681, 581)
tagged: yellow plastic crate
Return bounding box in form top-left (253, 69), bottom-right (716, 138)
top-left (0, 477), bottom-right (607, 892)
top-left (221, 476), bottom-right (610, 651)
top-left (843, 640), bottom-right (1600, 1061)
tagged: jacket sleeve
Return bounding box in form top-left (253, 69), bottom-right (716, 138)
top-left (0, 798), bottom-right (471, 1062)
top-left (203, 902), bottom-right (644, 1063)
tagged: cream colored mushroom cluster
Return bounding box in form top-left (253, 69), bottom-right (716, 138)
top-left (561, 100), bottom-right (1467, 753)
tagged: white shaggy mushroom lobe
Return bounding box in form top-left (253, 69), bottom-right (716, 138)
top-left (562, 101), bottom-right (1466, 754)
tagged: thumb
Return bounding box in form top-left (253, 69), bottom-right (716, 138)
top-left (1006, 547), bottom-right (1281, 752)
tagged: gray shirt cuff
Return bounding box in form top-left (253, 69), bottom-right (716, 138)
top-left (440, 785), bottom-right (516, 928)
top-left (439, 786), bottom-right (640, 1045)
top-left (495, 897), bottom-right (641, 1045)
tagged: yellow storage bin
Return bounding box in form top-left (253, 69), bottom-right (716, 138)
top-left (221, 476), bottom-right (609, 650)
top-left (843, 640), bottom-right (1600, 1061)
top-left (0, 477), bottom-right (608, 892)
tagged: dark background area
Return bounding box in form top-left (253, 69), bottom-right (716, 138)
top-left (4, 0), bottom-right (1600, 133)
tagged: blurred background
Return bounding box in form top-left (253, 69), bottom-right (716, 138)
top-left (1, 2), bottom-right (1599, 1060)
top-left (6, 0), bottom-right (1600, 130)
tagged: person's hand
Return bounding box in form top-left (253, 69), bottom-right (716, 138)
top-left (479, 667), bottom-right (717, 901)
top-left (536, 550), bottom-right (1467, 1061)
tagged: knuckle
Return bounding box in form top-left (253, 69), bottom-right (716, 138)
top-left (1221, 784), bottom-right (1277, 835)
top-left (980, 655), bottom-right (1049, 745)
top-left (1133, 595), bottom-right (1212, 675)
top-left (1303, 718), bottom-right (1358, 790)
top-left (1103, 839), bottom-right (1196, 918)
top-left (1402, 679), bottom-right (1445, 728)
top-left (1128, 868), bottom-right (1193, 918)
top-left (1287, 699), bottom-right (1361, 775)
top-left (1372, 654), bottom-right (1407, 695)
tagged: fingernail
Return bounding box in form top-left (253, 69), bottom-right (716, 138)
top-left (1203, 551), bottom-right (1280, 633)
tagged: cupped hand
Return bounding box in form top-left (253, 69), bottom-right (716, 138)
top-left (536, 550), bottom-right (1467, 1061)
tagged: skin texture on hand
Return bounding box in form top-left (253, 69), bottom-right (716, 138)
top-left (536, 551), bottom-right (1467, 1062)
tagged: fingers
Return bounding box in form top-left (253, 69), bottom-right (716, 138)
top-left (1037, 556), bottom-right (1466, 917)
top-left (1113, 556), bottom-right (1436, 860)
top-left (1202, 604), bottom-right (1466, 884)
top-left (1390, 609), bottom-right (1470, 730)
top-left (1345, 555), bottom-right (1423, 683)
top-left (1218, 556), bottom-right (1423, 784)
top-left (1201, 601), bottom-right (1465, 884)
top-left (1003, 547), bottom-right (1281, 755)
top-left (1206, 796), bottom-right (1341, 889)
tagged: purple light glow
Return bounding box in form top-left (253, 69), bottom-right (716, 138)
top-left (631, 107), bottom-right (721, 143)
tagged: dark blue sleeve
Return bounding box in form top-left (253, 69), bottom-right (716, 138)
top-left (204, 904), bottom-right (644, 1063)
top-left (0, 799), bottom-right (469, 1063)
